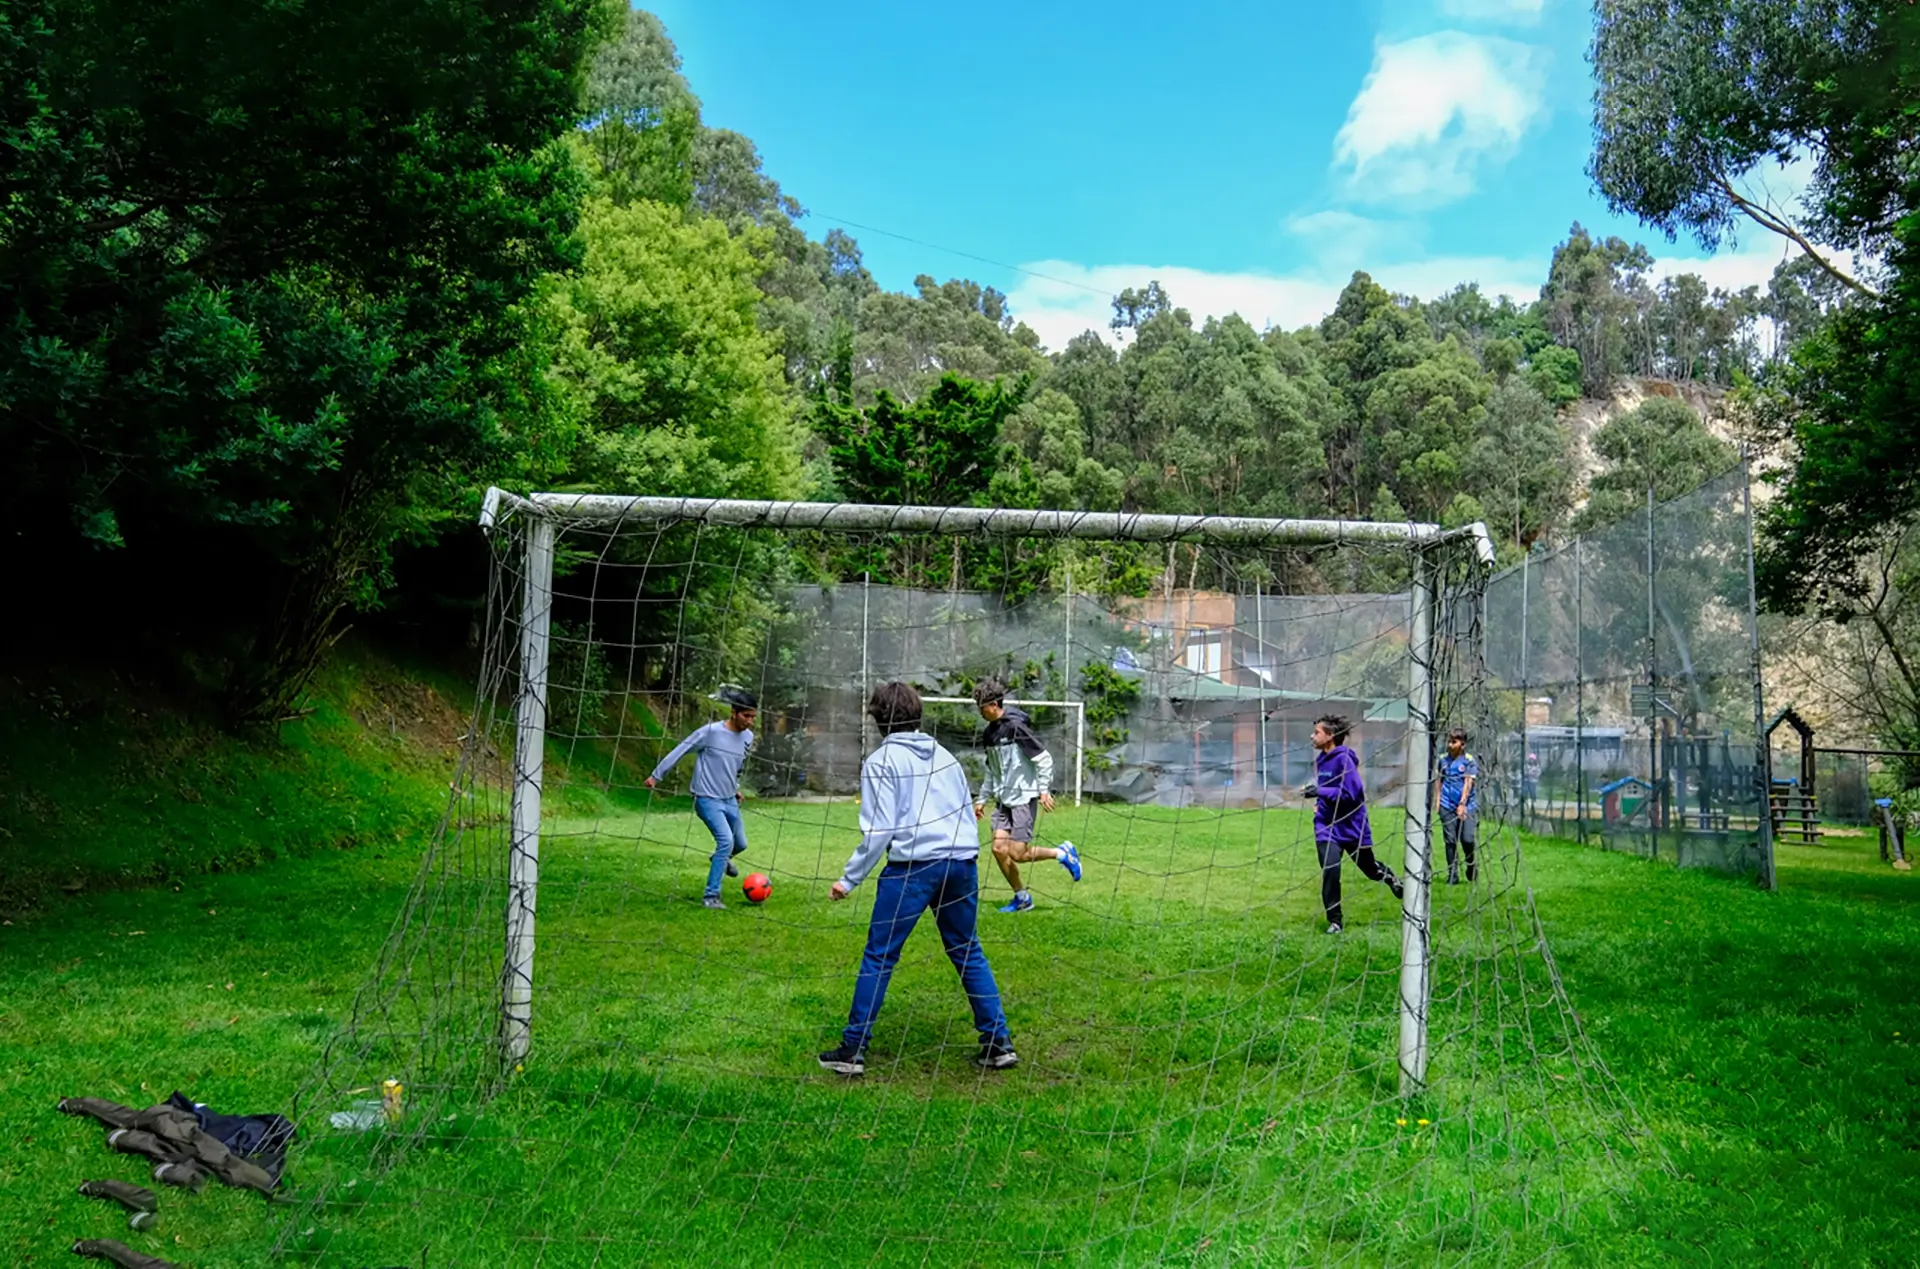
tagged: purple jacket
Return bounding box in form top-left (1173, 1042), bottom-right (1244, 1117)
top-left (1313, 745), bottom-right (1372, 847)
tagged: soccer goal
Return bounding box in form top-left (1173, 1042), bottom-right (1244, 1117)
top-left (277, 491), bottom-right (1653, 1266)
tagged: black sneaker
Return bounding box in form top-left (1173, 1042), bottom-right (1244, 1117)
top-left (1389, 876), bottom-right (1405, 901)
top-left (725, 861), bottom-right (739, 878)
top-left (817, 1043), bottom-right (866, 1076)
top-left (973, 1041), bottom-right (1019, 1070)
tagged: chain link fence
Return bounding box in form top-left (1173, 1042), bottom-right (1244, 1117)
top-left (1484, 464), bottom-right (1773, 882)
top-left (757, 582), bottom-right (1418, 809)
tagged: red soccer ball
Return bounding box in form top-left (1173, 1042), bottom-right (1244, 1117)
top-left (742, 873), bottom-right (772, 904)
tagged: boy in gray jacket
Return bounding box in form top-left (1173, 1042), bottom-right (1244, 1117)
top-left (819, 682), bottom-right (1016, 1076)
top-left (645, 687), bottom-right (756, 910)
top-left (972, 678), bottom-right (1082, 913)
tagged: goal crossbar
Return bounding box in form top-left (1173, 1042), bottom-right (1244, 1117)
top-left (482, 487), bottom-right (1496, 561)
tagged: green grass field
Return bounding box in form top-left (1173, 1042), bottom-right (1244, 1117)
top-left (2, 798), bottom-right (1916, 1266)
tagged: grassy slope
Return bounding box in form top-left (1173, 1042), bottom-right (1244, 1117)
top-left (0, 651), bottom-right (469, 909)
top-left (0, 764), bottom-right (1913, 1265)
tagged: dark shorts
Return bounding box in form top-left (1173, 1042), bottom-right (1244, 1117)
top-left (1441, 810), bottom-right (1477, 846)
top-left (990, 801), bottom-right (1037, 843)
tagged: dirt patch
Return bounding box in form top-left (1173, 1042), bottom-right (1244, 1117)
top-left (350, 666), bottom-right (471, 762)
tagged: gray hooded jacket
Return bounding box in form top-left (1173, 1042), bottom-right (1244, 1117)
top-left (838, 731), bottom-right (979, 891)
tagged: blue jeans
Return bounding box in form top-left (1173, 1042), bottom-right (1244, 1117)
top-left (693, 797), bottom-right (746, 899)
top-left (842, 857), bottom-right (1011, 1052)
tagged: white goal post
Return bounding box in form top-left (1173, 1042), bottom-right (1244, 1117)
top-left (480, 488), bottom-right (1495, 1097)
top-left (921, 696), bottom-right (1086, 806)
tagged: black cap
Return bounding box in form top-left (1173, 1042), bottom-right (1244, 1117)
top-left (717, 686), bottom-right (758, 710)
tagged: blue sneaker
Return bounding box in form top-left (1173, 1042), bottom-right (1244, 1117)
top-left (997, 891), bottom-right (1034, 914)
top-left (1056, 840), bottom-right (1082, 882)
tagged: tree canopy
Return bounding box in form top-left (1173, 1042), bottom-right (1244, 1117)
top-left (3, 2), bottom-right (1813, 719)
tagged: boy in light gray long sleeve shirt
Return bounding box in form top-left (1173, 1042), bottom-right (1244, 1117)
top-left (646, 688), bottom-right (757, 909)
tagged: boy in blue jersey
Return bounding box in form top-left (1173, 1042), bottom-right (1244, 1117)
top-left (646, 687), bottom-right (757, 910)
top-left (1435, 727), bottom-right (1479, 884)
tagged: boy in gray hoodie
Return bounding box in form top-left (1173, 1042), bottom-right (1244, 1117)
top-left (819, 682), bottom-right (1016, 1076)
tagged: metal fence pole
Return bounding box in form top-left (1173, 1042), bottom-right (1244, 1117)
top-left (1575, 537), bottom-right (1586, 848)
top-left (860, 572), bottom-right (872, 755)
top-left (1519, 549), bottom-right (1530, 825)
top-left (1742, 455), bottom-right (1777, 889)
top-left (1256, 580), bottom-right (1269, 793)
top-left (1647, 481), bottom-right (1659, 858)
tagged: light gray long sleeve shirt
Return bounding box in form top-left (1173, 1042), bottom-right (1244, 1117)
top-left (651, 721), bottom-right (753, 800)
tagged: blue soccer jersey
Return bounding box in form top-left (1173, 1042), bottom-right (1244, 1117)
top-left (1437, 752), bottom-right (1478, 812)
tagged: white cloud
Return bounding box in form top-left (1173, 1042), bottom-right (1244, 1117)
top-left (1284, 210), bottom-right (1423, 273)
top-left (1650, 240), bottom-right (1796, 294)
top-left (1437, 0), bottom-right (1546, 23)
top-left (1651, 236), bottom-right (1862, 298)
top-left (1334, 32), bottom-right (1548, 204)
top-left (1006, 255), bottom-right (1545, 354)
top-left (1005, 148), bottom-right (1858, 355)
top-left (1647, 156), bottom-right (1860, 293)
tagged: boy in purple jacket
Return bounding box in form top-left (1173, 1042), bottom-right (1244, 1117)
top-left (1304, 714), bottom-right (1402, 933)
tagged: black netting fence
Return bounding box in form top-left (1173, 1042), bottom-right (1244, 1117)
top-left (1485, 465), bottom-right (1772, 879)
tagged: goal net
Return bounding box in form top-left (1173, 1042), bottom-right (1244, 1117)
top-left (274, 493), bottom-right (1652, 1265)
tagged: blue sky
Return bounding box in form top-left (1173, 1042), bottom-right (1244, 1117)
top-left (648, 0), bottom-right (1807, 351)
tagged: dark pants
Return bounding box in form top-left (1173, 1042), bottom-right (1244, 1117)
top-left (842, 857), bottom-right (1011, 1052)
top-left (1442, 809), bottom-right (1477, 880)
top-left (1317, 836), bottom-right (1396, 927)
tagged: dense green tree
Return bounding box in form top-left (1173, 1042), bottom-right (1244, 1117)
top-left (578, 6), bottom-right (698, 208)
top-left (0, 0), bottom-right (608, 719)
top-left (851, 276), bottom-right (1046, 404)
top-left (1540, 224), bottom-right (1653, 395)
top-left (1469, 379), bottom-right (1575, 551)
top-left (546, 197), bottom-right (803, 501)
top-left (1589, 0), bottom-right (1885, 295)
top-left (1589, 0), bottom-right (1920, 612)
top-left (1525, 345), bottom-right (1584, 407)
top-left (1575, 397), bottom-right (1737, 532)
top-left (1317, 273), bottom-right (1432, 515)
top-left (1482, 337), bottom-right (1522, 384)
top-left (1366, 344), bottom-right (1490, 520)
top-left (818, 373), bottom-right (1028, 508)
top-left (986, 389), bottom-right (1125, 512)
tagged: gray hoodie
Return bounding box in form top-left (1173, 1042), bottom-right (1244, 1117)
top-left (837, 731), bottom-right (979, 892)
